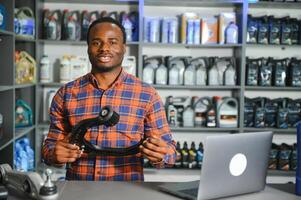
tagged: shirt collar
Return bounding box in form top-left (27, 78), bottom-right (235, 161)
top-left (87, 68), bottom-right (127, 90)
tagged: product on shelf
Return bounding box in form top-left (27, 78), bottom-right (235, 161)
top-left (15, 51), bottom-right (36, 84)
top-left (43, 9), bottom-right (62, 40)
top-left (14, 7), bottom-right (35, 39)
top-left (122, 56), bottom-right (136, 76)
top-left (62, 10), bottom-right (81, 41)
top-left (40, 55), bottom-right (53, 83)
top-left (166, 96), bottom-right (238, 128)
top-left (0, 113), bottom-right (3, 140)
top-left (247, 14), bottom-right (301, 45)
top-left (120, 11), bottom-right (139, 42)
top-left (268, 143), bottom-right (279, 170)
top-left (81, 10), bottom-right (99, 40)
top-left (0, 4), bottom-right (6, 30)
top-left (59, 55), bottom-right (90, 83)
top-left (143, 56), bottom-right (237, 86)
top-left (15, 99), bottom-right (33, 128)
top-left (14, 137), bottom-right (34, 172)
top-left (278, 143), bottom-right (292, 171)
top-left (161, 17), bottom-right (179, 44)
top-left (244, 97), bottom-right (301, 128)
top-left (246, 57), bottom-right (301, 87)
top-left (219, 12), bottom-right (237, 44)
top-left (201, 17), bottom-right (218, 44)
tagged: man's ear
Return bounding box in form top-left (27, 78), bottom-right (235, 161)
top-left (122, 44), bottom-right (126, 54)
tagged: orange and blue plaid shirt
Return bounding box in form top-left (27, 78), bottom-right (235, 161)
top-left (42, 69), bottom-right (176, 181)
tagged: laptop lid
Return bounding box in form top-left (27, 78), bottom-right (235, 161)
top-left (158, 131), bottom-right (273, 200)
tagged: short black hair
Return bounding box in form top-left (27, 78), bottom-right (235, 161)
top-left (86, 17), bottom-right (126, 44)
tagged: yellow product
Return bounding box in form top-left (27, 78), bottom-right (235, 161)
top-left (219, 12), bottom-right (236, 44)
top-left (15, 51), bottom-right (36, 84)
top-left (201, 17), bottom-right (218, 44)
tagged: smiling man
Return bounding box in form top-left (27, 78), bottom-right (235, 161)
top-left (42, 17), bottom-right (176, 181)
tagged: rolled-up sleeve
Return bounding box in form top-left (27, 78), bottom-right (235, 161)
top-left (42, 87), bottom-right (70, 166)
top-left (144, 89), bottom-right (176, 168)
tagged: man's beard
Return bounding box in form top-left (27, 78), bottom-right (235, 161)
top-left (92, 62), bottom-right (121, 73)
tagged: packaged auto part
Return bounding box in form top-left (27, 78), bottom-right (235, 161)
top-left (192, 57), bottom-right (208, 85)
top-left (128, 11), bottom-right (139, 42)
top-left (193, 19), bottom-right (201, 44)
top-left (287, 98), bottom-right (301, 127)
top-left (247, 15), bottom-right (258, 44)
top-left (40, 55), bottom-right (52, 83)
top-left (0, 4), bottom-right (6, 30)
top-left (264, 98), bottom-right (278, 127)
top-left (289, 58), bottom-right (301, 87)
top-left (15, 51), bottom-right (36, 84)
top-left (15, 7), bottom-right (35, 39)
top-left (268, 16), bottom-right (281, 45)
top-left (225, 22), bottom-right (238, 44)
top-left (60, 55), bottom-right (71, 83)
top-left (193, 96), bottom-right (211, 127)
top-left (216, 57), bottom-right (230, 85)
top-left (183, 105), bottom-right (195, 127)
top-left (184, 63), bottom-right (196, 85)
top-left (290, 18), bottom-right (299, 44)
top-left (224, 58), bottom-right (236, 85)
top-left (43, 9), bottom-right (62, 40)
top-left (196, 142), bottom-right (204, 169)
top-left (167, 57), bottom-right (187, 85)
top-left (155, 63), bottom-right (168, 85)
top-left (273, 58), bottom-right (288, 87)
top-left (144, 16), bottom-right (160, 43)
top-left (172, 96), bottom-right (191, 127)
top-left (246, 57), bottom-right (261, 86)
top-left (257, 16), bottom-right (269, 44)
top-left (181, 142), bottom-right (189, 168)
top-left (244, 97), bottom-right (255, 127)
top-left (259, 58), bottom-right (272, 86)
top-left (219, 12), bottom-right (236, 44)
top-left (208, 57), bottom-right (219, 85)
top-left (122, 56), bottom-right (136, 76)
top-left (143, 56), bottom-right (161, 84)
top-left (206, 98), bottom-right (217, 128)
top-left (216, 97), bottom-right (238, 128)
top-left (281, 16), bottom-right (292, 45)
top-left (180, 12), bottom-right (198, 44)
top-left (268, 143), bottom-right (279, 170)
top-left (188, 142), bottom-right (197, 169)
top-left (62, 10), bottom-right (81, 41)
top-left (166, 96), bottom-right (178, 127)
top-left (291, 143), bottom-right (297, 171)
top-left (81, 10), bottom-right (99, 40)
top-left (253, 97), bottom-right (265, 128)
top-left (121, 12), bottom-right (133, 42)
top-left (201, 17), bottom-right (218, 44)
top-left (278, 143), bottom-right (292, 171)
top-left (174, 142), bottom-right (182, 168)
top-left (15, 99), bottom-right (33, 128)
top-left (275, 98), bottom-right (289, 129)
top-left (69, 56), bottom-right (90, 80)
top-left (187, 19), bottom-right (194, 44)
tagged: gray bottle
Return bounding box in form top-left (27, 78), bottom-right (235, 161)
top-left (168, 57), bottom-right (187, 85)
top-left (208, 59), bottom-right (219, 86)
top-left (193, 97), bottom-right (211, 127)
top-left (216, 97), bottom-right (238, 128)
top-left (156, 63), bottom-right (168, 85)
top-left (143, 56), bottom-right (160, 84)
top-left (184, 64), bottom-right (196, 85)
top-left (194, 58), bottom-right (207, 86)
top-left (183, 105), bottom-right (195, 127)
top-left (224, 58), bottom-right (236, 85)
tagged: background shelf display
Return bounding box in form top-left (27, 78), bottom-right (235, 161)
top-left (0, 0), bottom-right (300, 183)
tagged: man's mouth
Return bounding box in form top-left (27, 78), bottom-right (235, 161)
top-left (97, 55), bottom-right (112, 63)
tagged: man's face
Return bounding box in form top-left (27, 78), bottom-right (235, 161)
top-left (88, 22), bottom-right (126, 73)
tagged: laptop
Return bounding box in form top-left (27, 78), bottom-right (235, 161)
top-left (158, 131), bottom-right (273, 200)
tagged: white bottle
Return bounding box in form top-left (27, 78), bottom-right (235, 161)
top-left (225, 22), bottom-right (238, 44)
top-left (60, 56), bottom-right (71, 83)
top-left (184, 64), bottom-right (196, 85)
top-left (40, 55), bottom-right (52, 83)
top-left (156, 64), bottom-right (168, 85)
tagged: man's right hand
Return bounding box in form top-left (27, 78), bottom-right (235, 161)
top-left (52, 133), bottom-right (82, 165)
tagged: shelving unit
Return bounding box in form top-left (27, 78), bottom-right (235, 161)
top-left (0, 0), bottom-right (300, 182)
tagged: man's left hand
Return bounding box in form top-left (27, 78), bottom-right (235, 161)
top-left (139, 136), bottom-right (168, 164)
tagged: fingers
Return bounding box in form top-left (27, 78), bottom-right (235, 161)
top-left (139, 136), bottom-right (168, 162)
top-left (54, 140), bottom-right (82, 164)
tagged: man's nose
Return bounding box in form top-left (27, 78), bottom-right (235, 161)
top-left (98, 42), bottom-right (110, 51)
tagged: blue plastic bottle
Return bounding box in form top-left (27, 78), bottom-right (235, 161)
top-left (296, 123), bottom-right (301, 195)
top-left (0, 4), bottom-right (6, 30)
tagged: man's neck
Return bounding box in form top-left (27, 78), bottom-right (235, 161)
top-left (91, 67), bottom-right (122, 90)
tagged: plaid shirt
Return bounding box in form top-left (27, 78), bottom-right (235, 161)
top-left (42, 69), bottom-right (176, 181)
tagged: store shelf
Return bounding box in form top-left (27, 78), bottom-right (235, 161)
top-left (144, 0), bottom-right (243, 7)
top-left (268, 170), bottom-right (295, 177)
top-left (249, 1), bottom-right (301, 9)
top-left (154, 85), bottom-right (241, 90)
top-left (43, 0), bottom-right (138, 5)
top-left (0, 86), bottom-right (14, 92)
top-left (15, 126), bottom-right (36, 140)
top-left (38, 122), bottom-right (50, 129)
top-left (245, 86), bottom-right (301, 91)
top-left (0, 29), bottom-right (14, 36)
top-left (142, 43), bottom-right (242, 49)
top-left (39, 39), bottom-right (139, 46)
top-left (39, 82), bottom-right (64, 87)
top-left (14, 83), bottom-right (36, 89)
top-left (0, 139), bottom-right (14, 151)
top-left (15, 37), bottom-right (36, 43)
top-left (247, 44), bottom-right (301, 48)
top-left (171, 127), bottom-right (240, 133)
top-left (244, 128), bottom-right (297, 134)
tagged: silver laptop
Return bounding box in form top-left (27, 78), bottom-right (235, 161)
top-left (158, 131), bottom-right (273, 200)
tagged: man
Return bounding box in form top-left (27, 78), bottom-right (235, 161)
top-left (42, 17), bottom-right (176, 181)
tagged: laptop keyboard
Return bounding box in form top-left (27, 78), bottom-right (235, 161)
top-left (179, 188), bottom-right (198, 197)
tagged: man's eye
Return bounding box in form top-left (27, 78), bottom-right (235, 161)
top-left (110, 41), bottom-right (117, 45)
top-left (92, 41), bottom-right (101, 46)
